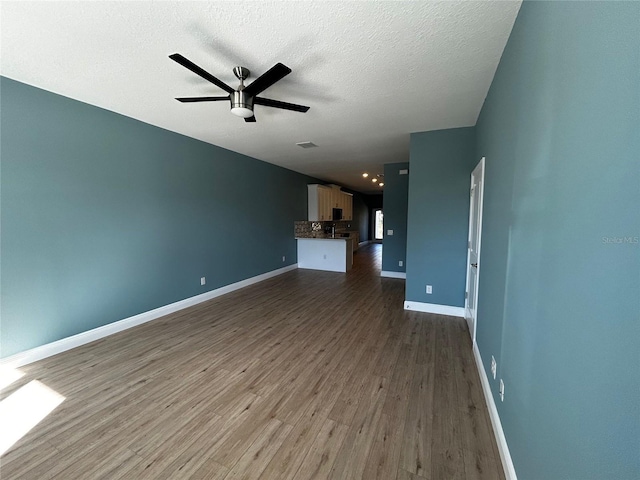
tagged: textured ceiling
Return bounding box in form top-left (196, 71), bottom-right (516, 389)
top-left (0, 1), bottom-right (521, 194)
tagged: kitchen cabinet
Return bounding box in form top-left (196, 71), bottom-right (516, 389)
top-left (307, 184), bottom-right (353, 221)
top-left (297, 238), bottom-right (353, 272)
top-left (308, 184), bottom-right (332, 221)
top-left (342, 192), bottom-right (353, 220)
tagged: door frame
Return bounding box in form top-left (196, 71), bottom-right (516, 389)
top-left (464, 157), bottom-right (486, 344)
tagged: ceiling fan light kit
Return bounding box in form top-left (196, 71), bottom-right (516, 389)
top-left (170, 53), bottom-right (309, 123)
top-left (230, 92), bottom-right (254, 118)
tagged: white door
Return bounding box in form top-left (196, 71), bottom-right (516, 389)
top-left (465, 158), bottom-right (485, 343)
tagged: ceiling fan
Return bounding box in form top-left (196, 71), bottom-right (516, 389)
top-left (169, 53), bottom-right (310, 123)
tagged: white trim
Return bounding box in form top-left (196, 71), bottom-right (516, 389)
top-left (1, 264), bottom-right (299, 368)
top-left (464, 156), bottom-right (486, 344)
top-left (358, 240), bottom-right (371, 247)
top-left (473, 343), bottom-right (517, 480)
top-left (380, 271), bottom-right (406, 279)
top-left (403, 301), bottom-right (465, 318)
top-left (465, 307), bottom-right (473, 341)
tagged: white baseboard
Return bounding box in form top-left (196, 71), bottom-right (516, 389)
top-left (473, 343), bottom-right (517, 480)
top-left (380, 270), bottom-right (406, 279)
top-left (1, 264), bottom-right (299, 368)
top-left (403, 301), bottom-right (465, 318)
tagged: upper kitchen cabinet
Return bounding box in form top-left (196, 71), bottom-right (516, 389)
top-left (307, 184), bottom-right (353, 221)
top-left (340, 191), bottom-right (353, 220)
top-left (308, 184), bottom-right (331, 221)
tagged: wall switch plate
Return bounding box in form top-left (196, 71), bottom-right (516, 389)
top-left (491, 356), bottom-right (497, 380)
top-left (323, 254), bottom-right (327, 259)
top-left (387, 229), bottom-right (394, 236)
top-left (399, 260), bottom-right (403, 267)
top-left (282, 256), bottom-right (286, 262)
top-left (499, 379), bottom-right (505, 401)
top-left (200, 277), bottom-right (206, 286)
top-left (426, 285), bottom-right (432, 294)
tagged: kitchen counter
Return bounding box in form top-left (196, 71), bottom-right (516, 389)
top-left (295, 235), bottom-right (350, 240)
top-left (295, 231), bottom-right (359, 249)
top-left (296, 237), bottom-right (354, 272)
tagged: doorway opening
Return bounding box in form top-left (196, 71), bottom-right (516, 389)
top-left (465, 157), bottom-right (485, 344)
top-left (374, 209), bottom-right (384, 240)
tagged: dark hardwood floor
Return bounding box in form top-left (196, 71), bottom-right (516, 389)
top-left (0, 243), bottom-right (504, 479)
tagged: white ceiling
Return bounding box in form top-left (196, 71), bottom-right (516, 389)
top-left (0, 1), bottom-right (520, 194)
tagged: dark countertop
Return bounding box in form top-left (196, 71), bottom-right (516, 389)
top-left (295, 236), bottom-right (353, 240)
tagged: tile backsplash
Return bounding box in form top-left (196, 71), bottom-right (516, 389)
top-left (294, 220), bottom-right (356, 238)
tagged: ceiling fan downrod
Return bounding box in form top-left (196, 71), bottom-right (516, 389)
top-left (230, 66), bottom-right (254, 118)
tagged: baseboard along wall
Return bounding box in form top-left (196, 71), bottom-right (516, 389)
top-left (403, 301), bottom-right (465, 318)
top-left (472, 342), bottom-right (518, 480)
top-left (1, 264), bottom-right (298, 368)
top-left (380, 271), bottom-right (407, 279)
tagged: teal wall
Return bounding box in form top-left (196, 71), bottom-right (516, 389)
top-left (381, 162), bottom-right (409, 273)
top-left (405, 127), bottom-right (476, 306)
top-left (1, 77), bottom-right (314, 358)
top-left (475, 1), bottom-right (640, 479)
top-left (352, 193), bottom-right (369, 243)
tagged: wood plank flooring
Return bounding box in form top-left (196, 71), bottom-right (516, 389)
top-left (0, 244), bottom-right (504, 480)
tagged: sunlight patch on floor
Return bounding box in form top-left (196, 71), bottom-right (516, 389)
top-left (0, 379), bottom-right (65, 455)
top-left (0, 365), bottom-right (25, 391)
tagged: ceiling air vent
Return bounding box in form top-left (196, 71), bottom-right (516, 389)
top-left (296, 141), bottom-right (318, 149)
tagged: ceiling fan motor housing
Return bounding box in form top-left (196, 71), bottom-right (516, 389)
top-left (231, 90), bottom-right (254, 117)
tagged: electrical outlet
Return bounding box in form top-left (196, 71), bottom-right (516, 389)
top-left (399, 260), bottom-right (403, 267)
top-left (282, 256), bottom-right (286, 262)
top-left (387, 229), bottom-right (394, 236)
top-left (426, 285), bottom-right (432, 294)
top-left (499, 379), bottom-right (505, 402)
top-left (491, 356), bottom-right (497, 380)
top-left (200, 277), bottom-right (206, 286)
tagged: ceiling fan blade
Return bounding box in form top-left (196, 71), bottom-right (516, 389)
top-left (169, 54), bottom-right (235, 94)
top-left (254, 97), bottom-right (310, 112)
top-left (243, 63), bottom-right (291, 97)
top-left (244, 115), bottom-right (256, 123)
top-left (176, 96), bottom-right (230, 103)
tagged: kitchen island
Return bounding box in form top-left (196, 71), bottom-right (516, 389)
top-left (296, 237), bottom-right (354, 272)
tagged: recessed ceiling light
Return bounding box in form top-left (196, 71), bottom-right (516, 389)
top-left (362, 173), bottom-right (369, 178)
top-left (379, 183), bottom-right (384, 187)
top-left (372, 178), bottom-right (378, 183)
top-left (296, 141), bottom-right (317, 149)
